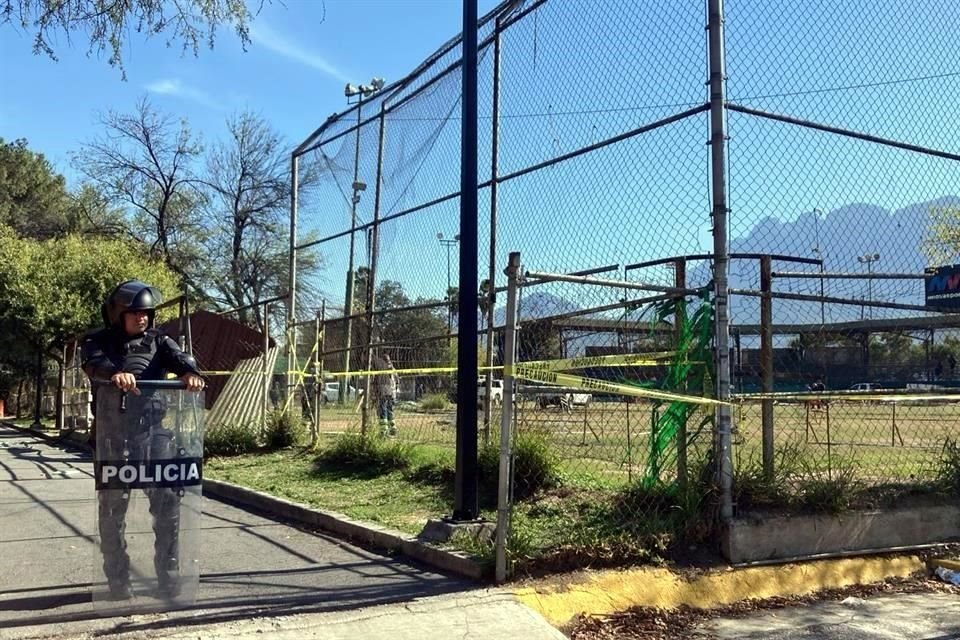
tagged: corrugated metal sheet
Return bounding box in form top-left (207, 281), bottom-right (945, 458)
top-left (157, 310), bottom-right (275, 409)
top-left (207, 346), bottom-right (279, 429)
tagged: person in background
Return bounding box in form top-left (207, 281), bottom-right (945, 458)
top-left (376, 354), bottom-right (399, 436)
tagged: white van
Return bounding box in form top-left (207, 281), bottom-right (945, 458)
top-left (477, 378), bottom-right (504, 406)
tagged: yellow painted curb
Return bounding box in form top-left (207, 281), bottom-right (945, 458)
top-left (514, 555), bottom-right (925, 627)
top-left (932, 558), bottom-right (960, 572)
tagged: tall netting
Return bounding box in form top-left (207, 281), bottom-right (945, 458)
top-left (290, 0), bottom-right (960, 572)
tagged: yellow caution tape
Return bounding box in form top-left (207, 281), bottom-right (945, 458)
top-left (268, 351), bottom-right (679, 380)
top-left (510, 366), bottom-right (727, 406)
top-left (321, 365), bottom-right (503, 378)
top-left (202, 370), bottom-right (273, 376)
top-left (735, 391), bottom-right (960, 403)
top-left (520, 351), bottom-right (676, 372)
top-left (201, 351), bottom-right (679, 381)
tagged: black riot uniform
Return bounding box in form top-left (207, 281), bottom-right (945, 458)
top-left (81, 280), bottom-right (202, 599)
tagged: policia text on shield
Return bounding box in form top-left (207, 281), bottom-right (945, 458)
top-left (81, 281), bottom-right (205, 607)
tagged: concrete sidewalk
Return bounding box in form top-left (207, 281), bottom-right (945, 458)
top-left (0, 425), bottom-right (565, 640)
top-left (53, 590), bottom-right (568, 640)
top-left (700, 592), bottom-right (960, 639)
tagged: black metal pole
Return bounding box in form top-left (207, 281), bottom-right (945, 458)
top-left (453, 0), bottom-right (479, 521)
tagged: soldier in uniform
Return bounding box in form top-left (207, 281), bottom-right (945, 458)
top-left (81, 280), bottom-right (204, 599)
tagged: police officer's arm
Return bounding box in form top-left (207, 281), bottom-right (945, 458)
top-left (80, 333), bottom-right (118, 381)
top-left (157, 336), bottom-right (205, 390)
top-left (81, 333), bottom-right (140, 392)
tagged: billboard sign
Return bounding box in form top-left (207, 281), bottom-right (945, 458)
top-left (925, 264), bottom-right (960, 309)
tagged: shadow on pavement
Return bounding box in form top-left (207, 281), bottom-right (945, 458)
top-left (1, 562), bottom-right (469, 633)
top-left (0, 424), bottom-right (475, 637)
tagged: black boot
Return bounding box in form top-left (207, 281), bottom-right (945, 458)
top-left (157, 555), bottom-right (181, 599)
top-left (108, 580), bottom-right (132, 600)
top-left (157, 572), bottom-right (181, 599)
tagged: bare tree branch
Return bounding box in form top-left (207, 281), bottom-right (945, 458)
top-left (4, 0), bottom-right (274, 78)
top-left (74, 97), bottom-right (204, 279)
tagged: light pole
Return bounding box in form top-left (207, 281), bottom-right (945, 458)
top-left (341, 77), bottom-right (384, 403)
top-left (437, 232), bottom-right (460, 338)
top-left (857, 253), bottom-right (881, 320)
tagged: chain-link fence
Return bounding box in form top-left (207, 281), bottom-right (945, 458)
top-left (722, 0), bottom-right (960, 518)
top-left (289, 0), bottom-right (960, 575)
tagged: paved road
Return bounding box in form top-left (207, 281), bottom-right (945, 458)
top-left (0, 425), bottom-right (475, 639)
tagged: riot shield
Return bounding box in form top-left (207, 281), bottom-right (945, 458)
top-left (92, 381), bottom-right (204, 613)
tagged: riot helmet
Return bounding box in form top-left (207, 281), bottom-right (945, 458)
top-left (102, 280), bottom-right (162, 329)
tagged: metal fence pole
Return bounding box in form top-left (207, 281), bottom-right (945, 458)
top-left (178, 297), bottom-right (187, 351)
top-left (183, 294), bottom-right (193, 356)
top-left (288, 154), bottom-right (299, 411)
top-left (707, 0), bottom-right (734, 523)
top-left (343, 96), bottom-right (363, 408)
top-left (496, 251), bottom-right (521, 583)
top-left (313, 314), bottom-right (322, 444)
top-left (674, 258), bottom-right (688, 488)
top-left (363, 105), bottom-right (388, 436)
top-left (483, 12), bottom-right (503, 445)
top-left (760, 255), bottom-right (775, 478)
top-left (262, 302), bottom-right (271, 434)
top-left (317, 300), bottom-right (327, 433)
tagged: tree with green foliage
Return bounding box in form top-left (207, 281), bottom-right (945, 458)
top-left (478, 278), bottom-right (494, 318)
top-left (0, 137), bottom-right (122, 240)
top-left (3, 0), bottom-right (266, 77)
top-left (445, 285), bottom-right (459, 331)
top-left (373, 280), bottom-right (449, 368)
top-left (923, 204), bottom-right (960, 265)
top-left (0, 225), bottom-right (179, 399)
top-left (0, 137), bottom-right (71, 238)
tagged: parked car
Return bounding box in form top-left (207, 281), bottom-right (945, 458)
top-left (477, 378), bottom-right (504, 406)
top-left (323, 382), bottom-right (358, 404)
top-left (536, 392), bottom-right (592, 410)
top-left (849, 382), bottom-right (881, 392)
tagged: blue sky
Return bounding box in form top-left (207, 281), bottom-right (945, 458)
top-left (0, 0), bottom-right (501, 183)
top-left (2, 0), bottom-right (959, 318)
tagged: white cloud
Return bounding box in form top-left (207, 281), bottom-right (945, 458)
top-left (145, 78), bottom-right (221, 109)
top-left (249, 22), bottom-right (349, 82)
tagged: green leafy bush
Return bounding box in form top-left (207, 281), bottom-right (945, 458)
top-left (313, 433), bottom-right (412, 478)
top-left (263, 409), bottom-right (306, 450)
top-left (204, 423), bottom-right (259, 457)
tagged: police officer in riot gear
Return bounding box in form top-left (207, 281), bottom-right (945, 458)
top-left (81, 280), bottom-right (204, 599)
